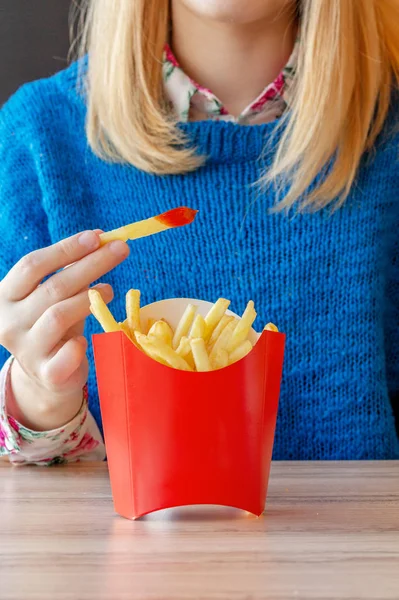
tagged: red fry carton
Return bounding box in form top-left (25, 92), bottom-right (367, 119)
top-left (92, 298), bottom-right (285, 520)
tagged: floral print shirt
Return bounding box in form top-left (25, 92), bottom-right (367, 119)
top-left (0, 40), bottom-right (298, 466)
top-left (0, 358), bottom-right (105, 465)
top-left (163, 40), bottom-right (298, 124)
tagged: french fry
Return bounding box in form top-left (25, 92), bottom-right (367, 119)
top-left (207, 315), bottom-right (235, 350)
top-left (148, 320), bottom-right (173, 346)
top-left (99, 207), bottom-right (198, 246)
top-left (264, 323), bottom-right (279, 332)
top-left (146, 318), bottom-right (156, 334)
top-left (227, 301), bottom-right (257, 353)
top-left (190, 338), bottom-right (212, 372)
top-left (189, 314), bottom-right (206, 339)
top-left (176, 336), bottom-right (196, 368)
top-left (175, 336), bottom-right (191, 358)
top-left (89, 289), bottom-right (120, 333)
top-left (204, 298), bottom-right (230, 341)
top-left (135, 332), bottom-right (193, 371)
top-left (209, 320), bottom-right (237, 362)
top-left (228, 340), bottom-right (253, 365)
top-left (119, 320), bottom-right (135, 342)
top-left (172, 303), bottom-right (197, 349)
top-left (126, 289), bottom-right (141, 334)
top-left (185, 353), bottom-right (196, 370)
top-left (211, 348), bottom-right (229, 370)
top-left (132, 339), bottom-right (169, 366)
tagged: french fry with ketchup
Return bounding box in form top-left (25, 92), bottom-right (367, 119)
top-left (89, 291), bottom-right (279, 372)
top-left (99, 207), bottom-right (198, 246)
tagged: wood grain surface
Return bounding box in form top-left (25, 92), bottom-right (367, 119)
top-left (0, 460), bottom-right (398, 600)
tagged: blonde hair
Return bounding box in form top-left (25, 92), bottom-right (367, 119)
top-left (72, 0), bottom-right (399, 211)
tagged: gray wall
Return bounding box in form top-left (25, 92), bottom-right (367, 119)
top-left (0, 1), bottom-right (71, 105)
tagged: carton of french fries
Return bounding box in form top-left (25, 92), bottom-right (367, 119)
top-left (90, 291), bottom-right (285, 521)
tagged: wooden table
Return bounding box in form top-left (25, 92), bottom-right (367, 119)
top-left (0, 461), bottom-right (398, 600)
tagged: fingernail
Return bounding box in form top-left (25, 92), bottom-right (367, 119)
top-left (108, 241), bottom-right (129, 257)
top-left (78, 231), bottom-right (100, 250)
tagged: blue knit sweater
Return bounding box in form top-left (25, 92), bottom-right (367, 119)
top-left (0, 63), bottom-right (398, 459)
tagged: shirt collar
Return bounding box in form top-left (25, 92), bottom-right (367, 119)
top-left (163, 36), bottom-right (299, 124)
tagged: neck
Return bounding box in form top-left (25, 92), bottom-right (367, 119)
top-left (171, 3), bottom-right (298, 116)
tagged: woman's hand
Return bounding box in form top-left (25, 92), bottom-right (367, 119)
top-left (0, 230), bottom-right (129, 431)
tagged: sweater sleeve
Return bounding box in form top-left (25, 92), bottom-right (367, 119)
top-left (0, 89), bottom-right (52, 372)
top-left (0, 88), bottom-right (105, 464)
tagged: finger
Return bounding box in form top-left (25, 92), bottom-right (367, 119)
top-left (3, 231), bottom-right (102, 301)
top-left (64, 319), bottom-right (86, 341)
top-left (32, 240), bottom-right (128, 312)
top-left (63, 230), bottom-right (105, 271)
top-left (41, 336), bottom-right (88, 387)
top-left (29, 284), bottom-right (114, 355)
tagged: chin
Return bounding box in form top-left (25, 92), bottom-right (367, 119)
top-left (179, 0), bottom-right (288, 24)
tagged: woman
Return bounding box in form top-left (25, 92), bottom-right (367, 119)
top-left (0, 0), bottom-right (398, 464)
